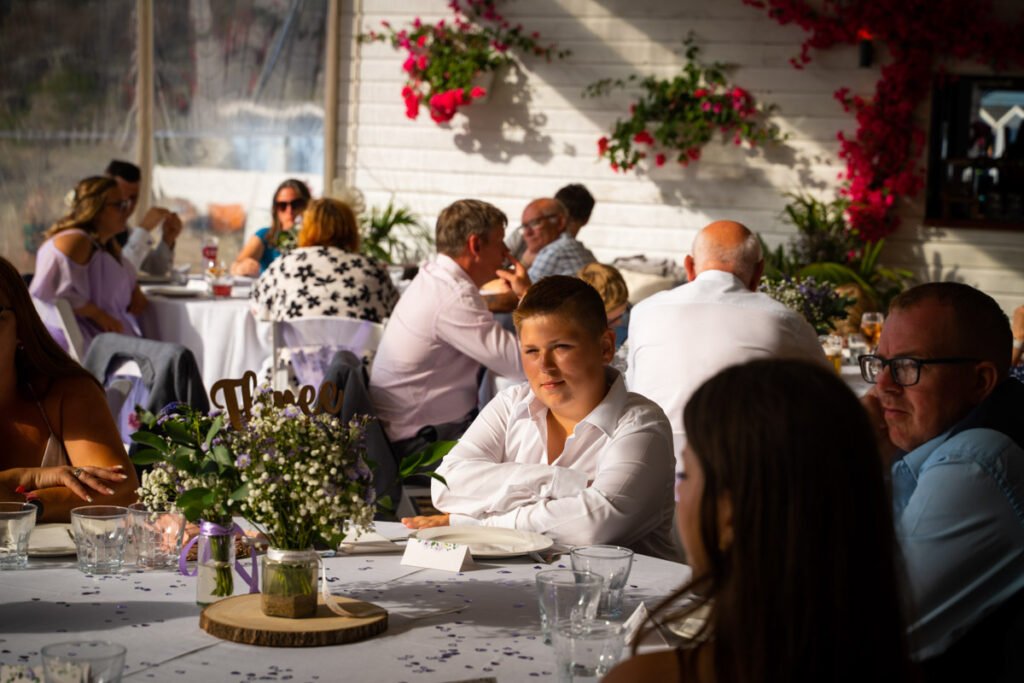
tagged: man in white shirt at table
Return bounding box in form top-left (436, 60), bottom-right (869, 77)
top-left (370, 199), bottom-right (529, 455)
top-left (627, 220), bottom-right (827, 467)
top-left (106, 159), bottom-right (183, 276)
top-left (402, 276), bottom-right (677, 559)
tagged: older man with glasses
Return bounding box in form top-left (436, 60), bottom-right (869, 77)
top-left (861, 282), bottom-right (1024, 670)
top-left (516, 198), bottom-right (595, 282)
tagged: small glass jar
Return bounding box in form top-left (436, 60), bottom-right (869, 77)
top-left (261, 548), bottom-right (319, 618)
top-left (196, 523), bottom-right (235, 606)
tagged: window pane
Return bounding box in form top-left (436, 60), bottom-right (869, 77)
top-left (152, 0), bottom-right (327, 273)
top-left (0, 0), bottom-right (136, 273)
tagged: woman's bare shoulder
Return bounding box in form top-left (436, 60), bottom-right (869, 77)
top-left (51, 230), bottom-right (94, 264)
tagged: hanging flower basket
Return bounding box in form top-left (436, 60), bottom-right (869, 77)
top-left (360, 0), bottom-right (569, 124)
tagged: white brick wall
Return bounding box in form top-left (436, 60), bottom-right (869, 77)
top-left (338, 0), bottom-right (1024, 314)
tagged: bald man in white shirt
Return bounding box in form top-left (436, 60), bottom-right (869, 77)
top-left (626, 220), bottom-right (829, 468)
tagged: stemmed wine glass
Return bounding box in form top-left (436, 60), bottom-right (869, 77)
top-left (860, 312), bottom-right (885, 353)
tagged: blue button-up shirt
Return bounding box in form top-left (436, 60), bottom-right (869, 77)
top-left (893, 388), bottom-right (1024, 659)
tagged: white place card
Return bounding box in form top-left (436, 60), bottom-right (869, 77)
top-left (623, 602), bottom-right (650, 645)
top-left (401, 538), bottom-right (473, 572)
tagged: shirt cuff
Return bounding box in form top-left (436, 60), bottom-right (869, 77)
top-left (448, 513), bottom-right (480, 527)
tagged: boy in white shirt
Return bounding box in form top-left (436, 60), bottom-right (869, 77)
top-left (403, 275), bottom-right (677, 559)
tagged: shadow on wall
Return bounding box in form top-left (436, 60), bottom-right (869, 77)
top-left (451, 64), bottom-right (555, 165)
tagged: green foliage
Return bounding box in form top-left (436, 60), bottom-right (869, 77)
top-left (375, 440), bottom-right (454, 517)
top-left (761, 193), bottom-right (913, 310)
top-left (360, 200), bottom-right (432, 265)
top-left (584, 35), bottom-right (785, 172)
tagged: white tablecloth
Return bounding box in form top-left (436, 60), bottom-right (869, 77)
top-left (140, 289), bottom-right (272, 393)
top-left (0, 523), bottom-right (689, 682)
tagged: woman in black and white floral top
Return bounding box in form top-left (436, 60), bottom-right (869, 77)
top-left (251, 198), bottom-right (398, 324)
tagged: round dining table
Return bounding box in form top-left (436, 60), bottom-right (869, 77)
top-left (139, 281), bottom-right (272, 392)
top-left (0, 522), bottom-right (688, 682)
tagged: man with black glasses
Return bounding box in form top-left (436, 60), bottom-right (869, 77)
top-left (861, 282), bottom-right (1024, 665)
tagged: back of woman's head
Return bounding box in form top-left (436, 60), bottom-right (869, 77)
top-left (0, 258), bottom-right (89, 397)
top-left (45, 176), bottom-right (118, 238)
top-left (681, 359), bottom-right (909, 682)
top-left (298, 198), bottom-right (360, 251)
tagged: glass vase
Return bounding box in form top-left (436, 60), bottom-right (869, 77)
top-left (196, 528), bottom-right (235, 606)
top-left (261, 548), bottom-right (319, 618)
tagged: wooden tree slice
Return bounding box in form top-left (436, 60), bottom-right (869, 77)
top-left (200, 594), bottom-right (388, 647)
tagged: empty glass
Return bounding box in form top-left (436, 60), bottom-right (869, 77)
top-left (70, 506), bottom-right (129, 575)
top-left (551, 619), bottom-right (625, 683)
top-left (535, 569), bottom-right (605, 645)
top-left (41, 640), bottom-right (126, 683)
top-left (570, 545), bottom-right (634, 619)
top-left (128, 503), bottom-right (185, 570)
top-left (0, 502), bottom-right (37, 569)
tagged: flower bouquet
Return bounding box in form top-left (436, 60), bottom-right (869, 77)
top-left (759, 276), bottom-right (856, 334)
top-left (132, 403), bottom-right (249, 604)
top-left (231, 390), bottom-right (376, 618)
top-left (360, 0), bottom-right (568, 123)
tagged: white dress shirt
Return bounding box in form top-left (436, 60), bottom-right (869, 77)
top-left (626, 269), bottom-right (828, 468)
top-left (122, 226), bottom-right (173, 275)
top-left (370, 254), bottom-right (524, 441)
top-left (432, 369), bottom-right (677, 559)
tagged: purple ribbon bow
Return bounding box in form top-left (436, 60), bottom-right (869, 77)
top-left (178, 520), bottom-right (259, 594)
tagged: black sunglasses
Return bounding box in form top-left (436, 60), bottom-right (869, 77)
top-left (275, 198), bottom-right (307, 212)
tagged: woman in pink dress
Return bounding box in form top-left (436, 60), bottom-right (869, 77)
top-left (29, 176), bottom-right (147, 352)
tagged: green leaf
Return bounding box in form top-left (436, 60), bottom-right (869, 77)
top-left (212, 445), bottom-right (233, 469)
top-left (229, 483), bottom-right (250, 502)
top-left (130, 448), bottom-right (164, 465)
top-left (176, 487), bottom-right (213, 510)
top-left (130, 430), bottom-right (170, 452)
top-left (162, 420), bottom-right (195, 446)
top-left (203, 416), bottom-right (224, 451)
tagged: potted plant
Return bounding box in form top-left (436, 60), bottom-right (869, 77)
top-left (759, 276), bottom-right (856, 335)
top-left (360, 200), bottom-right (433, 266)
top-left (132, 404), bottom-right (251, 606)
top-left (231, 390), bottom-right (376, 619)
top-left (360, 1), bottom-right (569, 124)
top-left (584, 36), bottom-right (785, 172)
top-left (760, 193), bottom-right (914, 313)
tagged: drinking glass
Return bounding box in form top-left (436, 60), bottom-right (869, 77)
top-left (41, 641), bottom-right (126, 683)
top-left (70, 506), bottom-right (129, 575)
top-left (535, 569), bottom-right (605, 645)
top-left (570, 545), bottom-right (634, 619)
top-left (551, 619), bottom-right (625, 683)
top-left (128, 503), bottom-right (185, 570)
top-left (0, 502), bottom-right (37, 569)
top-left (819, 334), bottom-right (844, 374)
top-left (860, 312), bottom-right (885, 352)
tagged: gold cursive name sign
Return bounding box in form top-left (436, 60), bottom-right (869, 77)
top-left (209, 371), bottom-right (344, 429)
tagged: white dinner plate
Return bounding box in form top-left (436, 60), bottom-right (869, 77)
top-left (411, 527), bottom-right (553, 558)
top-left (144, 285), bottom-right (206, 298)
top-left (28, 523), bottom-right (77, 557)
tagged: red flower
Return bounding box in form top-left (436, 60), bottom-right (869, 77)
top-left (417, 34), bottom-right (427, 48)
top-left (633, 130), bottom-right (654, 145)
top-left (655, 153), bottom-right (666, 166)
top-left (470, 86), bottom-right (486, 99)
top-left (693, 88), bottom-right (708, 98)
top-left (417, 54), bottom-right (429, 70)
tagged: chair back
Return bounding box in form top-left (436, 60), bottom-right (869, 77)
top-left (83, 333), bottom-right (209, 449)
top-left (271, 316), bottom-right (384, 391)
top-left (32, 296), bottom-right (86, 362)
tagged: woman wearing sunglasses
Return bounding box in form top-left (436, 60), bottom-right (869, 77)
top-left (231, 178), bottom-right (311, 277)
top-left (29, 176), bottom-right (146, 354)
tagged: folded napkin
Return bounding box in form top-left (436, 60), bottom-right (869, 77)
top-left (338, 529), bottom-right (406, 554)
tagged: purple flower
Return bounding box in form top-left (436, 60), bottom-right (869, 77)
top-left (235, 453), bottom-right (251, 469)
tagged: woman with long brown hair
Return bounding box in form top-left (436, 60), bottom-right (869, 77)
top-left (29, 176), bottom-right (146, 352)
top-left (231, 178), bottom-right (312, 276)
top-left (605, 359), bottom-right (913, 683)
top-left (1, 257), bottom-right (137, 521)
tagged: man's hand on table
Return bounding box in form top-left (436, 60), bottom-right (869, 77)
top-left (401, 513), bottom-right (450, 529)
